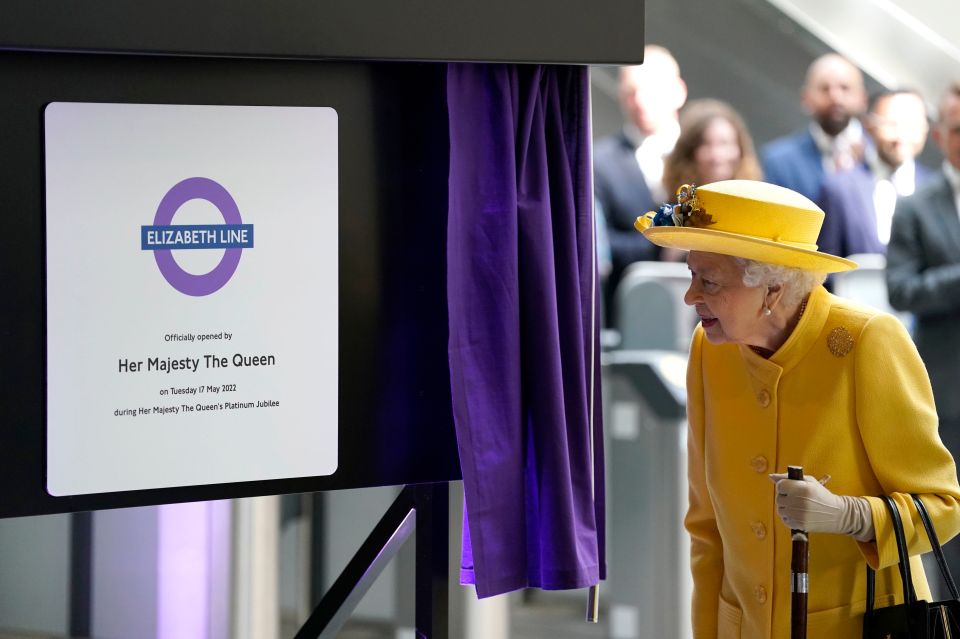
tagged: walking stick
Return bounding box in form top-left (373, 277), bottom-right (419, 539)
top-left (788, 465), bottom-right (808, 639)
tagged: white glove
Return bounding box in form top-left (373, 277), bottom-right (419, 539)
top-left (770, 473), bottom-right (875, 542)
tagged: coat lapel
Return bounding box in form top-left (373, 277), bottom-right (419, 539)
top-left (928, 174), bottom-right (960, 255)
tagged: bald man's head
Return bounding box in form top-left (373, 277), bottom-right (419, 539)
top-left (801, 54), bottom-right (867, 136)
top-left (618, 45), bottom-right (687, 136)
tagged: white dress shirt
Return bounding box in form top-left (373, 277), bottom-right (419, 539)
top-left (809, 119), bottom-right (864, 173)
top-left (869, 153), bottom-right (918, 245)
top-left (624, 121), bottom-right (680, 203)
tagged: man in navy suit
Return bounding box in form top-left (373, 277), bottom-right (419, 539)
top-left (594, 45), bottom-right (687, 322)
top-left (818, 89), bottom-right (933, 258)
top-left (761, 54), bottom-right (868, 203)
top-left (887, 82), bottom-right (960, 583)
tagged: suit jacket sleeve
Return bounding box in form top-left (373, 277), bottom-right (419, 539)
top-left (817, 178), bottom-right (846, 259)
top-left (593, 149), bottom-right (660, 266)
top-left (760, 150), bottom-right (785, 189)
top-left (685, 328), bottom-right (722, 638)
top-left (886, 194), bottom-right (960, 315)
top-left (605, 220), bottom-right (660, 267)
top-left (853, 313), bottom-right (960, 569)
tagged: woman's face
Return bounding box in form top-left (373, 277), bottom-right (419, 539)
top-left (683, 251), bottom-right (765, 345)
top-left (693, 117), bottom-right (742, 184)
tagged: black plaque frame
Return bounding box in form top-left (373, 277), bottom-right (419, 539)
top-left (0, 0), bottom-right (644, 65)
top-left (0, 0), bottom-right (643, 519)
top-left (0, 50), bottom-right (462, 518)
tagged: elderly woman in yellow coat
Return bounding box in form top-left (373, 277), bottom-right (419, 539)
top-left (635, 180), bottom-right (960, 638)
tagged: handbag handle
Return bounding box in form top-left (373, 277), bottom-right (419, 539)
top-left (911, 494), bottom-right (960, 600)
top-left (885, 494), bottom-right (919, 605)
top-left (866, 495), bottom-right (918, 614)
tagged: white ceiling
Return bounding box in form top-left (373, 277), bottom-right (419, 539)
top-left (765, 0), bottom-right (960, 107)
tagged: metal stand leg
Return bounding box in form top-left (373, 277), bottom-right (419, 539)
top-left (69, 511), bottom-right (93, 638)
top-left (294, 482), bottom-right (449, 639)
top-left (414, 483), bottom-right (449, 639)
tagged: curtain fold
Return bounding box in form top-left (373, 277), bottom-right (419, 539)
top-left (446, 62), bottom-right (605, 598)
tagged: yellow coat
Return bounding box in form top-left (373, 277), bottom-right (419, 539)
top-left (686, 285), bottom-right (960, 638)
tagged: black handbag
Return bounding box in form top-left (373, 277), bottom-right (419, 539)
top-left (862, 494), bottom-right (960, 638)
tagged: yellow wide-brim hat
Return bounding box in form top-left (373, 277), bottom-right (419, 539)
top-left (634, 180), bottom-right (857, 273)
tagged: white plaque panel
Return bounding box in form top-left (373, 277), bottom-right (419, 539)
top-left (45, 102), bottom-right (338, 495)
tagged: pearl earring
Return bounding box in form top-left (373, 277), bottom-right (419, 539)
top-left (763, 307), bottom-right (772, 316)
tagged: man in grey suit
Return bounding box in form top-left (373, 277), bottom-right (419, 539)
top-left (887, 82), bottom-right (960, 579)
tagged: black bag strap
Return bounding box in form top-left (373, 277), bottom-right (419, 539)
top-left (867, 495), bottom-right (918, 612)
top-left (886, 494), bottom-right (919, 605)
top-left (911, 494), bottom-right (960, 600)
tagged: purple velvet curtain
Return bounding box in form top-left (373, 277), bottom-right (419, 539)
top-left (446, 63), bottom-right (605, 598)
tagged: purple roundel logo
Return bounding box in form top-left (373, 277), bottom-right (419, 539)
top-left (142, 177), bottom-right (254, 296)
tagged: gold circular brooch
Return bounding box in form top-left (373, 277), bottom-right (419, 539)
top-left (827, 327), bottom-right (854, 357)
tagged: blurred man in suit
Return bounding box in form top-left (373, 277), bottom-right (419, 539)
top-left (819, 89), bottom-right (933, 258)
top-left (761, 53), bottom-right (868, 202)
top-left (594, 45), bottom-right (687, 322)
top-left (888, 83), bottom-right (960, 581)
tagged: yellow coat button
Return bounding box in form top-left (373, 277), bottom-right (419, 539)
top-left (755, 585), bottom-right (767, 603)
top-left (751, 521), bottom-right (766, 539)
top-left (757, 390), bottom-right (771, 407)
top-left (751, 456), bottom-right (768, 473)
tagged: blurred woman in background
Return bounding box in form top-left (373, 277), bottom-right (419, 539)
top-left (659, 99), bottom-right (763, 261)
top-left (663, 98), bottom-right (762, 192)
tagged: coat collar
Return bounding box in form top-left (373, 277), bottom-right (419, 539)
top-left (737, 285), bottom-right (832, 389)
